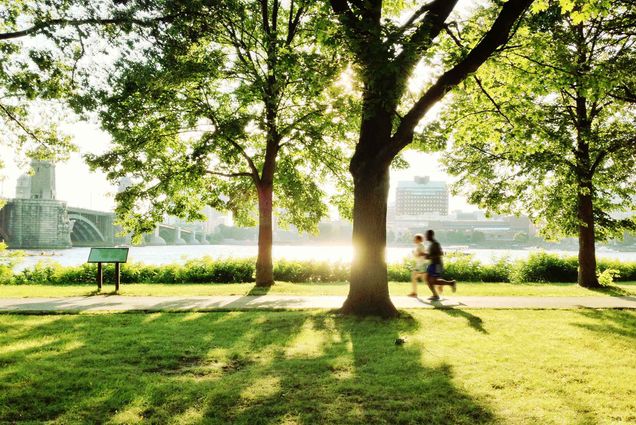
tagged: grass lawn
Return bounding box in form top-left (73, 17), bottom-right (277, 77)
top-left (0, 281), bottom-right (635, 298)
top-left (1, 309), bottom-right (634, 424)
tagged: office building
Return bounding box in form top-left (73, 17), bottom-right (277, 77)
top-left (396, 176), bottom-right (449, 216)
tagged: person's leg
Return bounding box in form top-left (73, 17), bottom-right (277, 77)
top-left (435, 278), bottom-right (457, 292)
top-left (426, 274), bottom-right (439, 299)
top-left (409, 271), bottom-right (419, 297)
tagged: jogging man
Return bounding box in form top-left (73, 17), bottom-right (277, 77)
top-left (425, 229), bottom-right (456, 301)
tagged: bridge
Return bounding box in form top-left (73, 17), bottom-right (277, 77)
top-left (146, 224), bottom-right (208, 245)
top-left (0, 161), bottom-right (212, 249)
top-left (67, 207), bottom-right (115, 247)
top-left (0, 202), bottom-right (211, 249)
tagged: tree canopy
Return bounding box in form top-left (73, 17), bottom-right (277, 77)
top-left (82, 0), bottom-right (355, 284)
top-left (0, 0), bottom-right (175, 170)
top-left (431, 1), bottom-right (636, 286)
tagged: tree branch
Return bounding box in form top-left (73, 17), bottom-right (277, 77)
top-left (388, 0), bottom-right (533, 159)
top-left (0, 103), bottom-right (47, 147)
top-left (206, 170), bottom-right (253, 178)
top-left (261, 0), bottom-right (271, 36)
top-left (472, 75), bottom-right (513, 126)
top-left (0, 15), bottom-right (174, 41)
top-left (226, 137), bottom-right (261, 181)
top-left (397, 3), bottom-right (434, 34)
top-left (394, 0), bottom-right (457, 68)
top-left (286, 2), bottom-right (306, 45)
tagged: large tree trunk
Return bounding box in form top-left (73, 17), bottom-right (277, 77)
top-left (577, 185), bottom-right (599, 288)
top-left (340, 165), bottom-right (398, 317)
top-left (340, 109), bottom-right (398, 317)
top-left (256, 183), bottom-right (274, 286)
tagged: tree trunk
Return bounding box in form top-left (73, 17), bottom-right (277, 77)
top-left (256, 183), bottom-right (274, 286)
top-left (340, 160), bottom-right (398, 318)
top-left (577, 185), bottom-right (599, 288)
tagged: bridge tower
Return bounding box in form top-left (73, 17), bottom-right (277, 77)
top-left (30, 160), bottom-right (57, 200)
top-left (0, 161), bottom-right (72, 249)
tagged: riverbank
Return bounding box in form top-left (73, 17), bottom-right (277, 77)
top-left (8, 244), bottom-right (636, 271)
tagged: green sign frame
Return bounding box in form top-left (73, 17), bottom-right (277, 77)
top-left (87, 247), bottom-right (129, 264)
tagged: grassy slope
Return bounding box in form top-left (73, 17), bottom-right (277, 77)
top-left (0, 281), bottom-right (635, 298)
top-left (1, 310), bottom-right (634, 424)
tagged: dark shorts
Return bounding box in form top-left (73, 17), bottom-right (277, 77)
top-left (427, 264), bottom-right (443, 277)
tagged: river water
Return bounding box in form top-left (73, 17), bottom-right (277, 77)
top-left (11, 244), bottom-right (636, 271)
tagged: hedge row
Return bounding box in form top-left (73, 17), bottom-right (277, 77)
top-left (2, 252), bottom-right (635, 285)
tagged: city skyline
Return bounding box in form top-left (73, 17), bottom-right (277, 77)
top-left (0, 122), bottom-right (478, 214)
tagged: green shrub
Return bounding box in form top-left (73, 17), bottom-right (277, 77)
top-left (444, 254), bottom-right (486, 281)
top-left (597, 268), bottom-right (620, 287)
top-left (597, 258), bottom-right (636, 282)
top-left (0, 243), bottom-right (21, 284)
top-left (2, 252), bottom-right (635, 285)
top-left (510, 252), bottom-right (578, 283)
top-left (274, 260), bottom-right (348, 282)
top-left (387, 261), bottom-right (411, 282)
top-left (0, 265), bottom-right (13, 284)
top-left (478, 258), bottom-right (511, 283)
top-left (14, 261), bottom-right (60, 285)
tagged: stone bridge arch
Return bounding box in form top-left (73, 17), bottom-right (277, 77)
top-left (68, 213), bottom-right (106, 244)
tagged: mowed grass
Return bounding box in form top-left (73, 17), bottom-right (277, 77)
top-left (1, 281), bottom-right (635, 298)
top-left (1, 310), bottom-right (634, 424)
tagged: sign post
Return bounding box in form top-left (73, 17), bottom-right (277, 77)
top-left (87, 247), bottom-right (129, 291)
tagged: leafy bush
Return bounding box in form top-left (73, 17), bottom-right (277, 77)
top-left (274, 260), bottom-right (348, 282)
top-left (597, 258), bottom-right (636, 282)
top-left (478, 258), bottom-right (511, 283)
top-left (2, 252), bottom-right (635, 285)
top-left (0, 243), bottom-right (22, 284)
top-left (510, 252), bottom-right (578, 283)
top-left (444, 254), bottom-right (484, 281)
top-left (597, 268), bottom-right (620, 287)
top-left (387, 260), bottom-right (411, 282)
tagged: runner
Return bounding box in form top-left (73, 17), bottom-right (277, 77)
top-left (408, 234), bottom-right (427, 297)
top-left (424, 229), bottom-right (456, 301)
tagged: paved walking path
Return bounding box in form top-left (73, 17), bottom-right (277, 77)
top-left (0, 295), bottom-right (635, 313)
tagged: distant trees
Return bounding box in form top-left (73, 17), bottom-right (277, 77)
top-left (436, 2), bottom-right (636, 287)
top-left (470, 231), bottom-right (486, 244)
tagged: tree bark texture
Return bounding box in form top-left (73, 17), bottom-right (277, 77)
top-left (256, 184), bottom-right (275, 286)
top-left (577, 179), bottom-right (600, 288)
top-left (341, 113), bottom-right (399, 318)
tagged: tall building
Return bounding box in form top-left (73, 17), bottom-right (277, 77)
top-left (396, 176), bottom-right (449, 216)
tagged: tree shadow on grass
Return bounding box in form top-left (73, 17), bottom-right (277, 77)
top-left (436, 308), bottom-right (488, 334)
top-left (572, 309), bottom-right (636, 340)
top-left (0, 311), bottom-right (498, 424)
top-left (247, 284), bottom-right (272, 296)
top-left (197, 312), bottom-right (497, 424)
top-left (587, 285), bottom-right (633, 296)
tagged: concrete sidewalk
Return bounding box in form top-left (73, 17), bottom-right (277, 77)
top-left (0, 295), bottom-right (635, 313)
